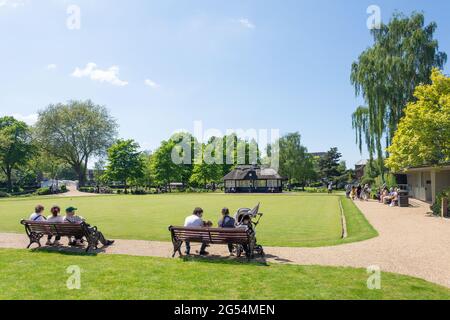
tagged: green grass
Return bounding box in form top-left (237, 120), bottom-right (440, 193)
top-left (0, 193), bottom-right (377, 247)
top-left (0, 248), bottom-right (448, 300)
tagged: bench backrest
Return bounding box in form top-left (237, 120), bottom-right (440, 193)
top-left (169, 226), bottom-right (250, 244)
top-left (21, 220), bottom-right (86, 237)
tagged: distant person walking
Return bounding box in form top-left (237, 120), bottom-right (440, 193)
top-left (345, 184), bottom-right (352, 198)
top-left (328, 182), bottom-right (333, 194)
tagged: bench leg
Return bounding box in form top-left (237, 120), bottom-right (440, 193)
top-left (86, 230), bottom-right (100, 253)
top-left (26, 232), bottom-right (43, 249)
top-left (172, 241), bottom-right (183, 258)
top-left (86, 238), bottom-right (99, 253)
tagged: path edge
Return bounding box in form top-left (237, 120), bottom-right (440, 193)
top-left (339, 198), bottom-right (348, 239)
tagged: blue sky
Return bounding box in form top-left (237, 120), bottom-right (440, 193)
top-left (1, 0), bottom-right (449, 167)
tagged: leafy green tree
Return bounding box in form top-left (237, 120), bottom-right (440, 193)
top-left (104, 139), bottom-right (145, 192)
top-left (0, 117), bottom-right (34, 191)
top-left (386, 69), bottom-right (450, 172)
top-left (150, 140), bottom-right (183, 191)
top-left (189, 142), bottom-right (223, 189)
top-left (351, 12), bottom-right (447, 175)
top-left (35, 100), bottom-right (118, 186)
top-left (276, 133), bottom-right (315, 188)
top-left (27, 151), bottom-right (66, 183)
top-left (318, 147), bottom-right (342, 183)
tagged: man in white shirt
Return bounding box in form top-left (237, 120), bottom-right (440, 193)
top-left (184, 207), bottom-right (208, 256)
top-left (29, 205), bottom-right (46, 222)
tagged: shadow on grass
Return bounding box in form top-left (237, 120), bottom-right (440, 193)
top-left (178, 252), bottom-right (294, 266)
top-left (179, 254), bottom-right (269, 267)
top-left (30, 245), bottom-right (105, 257)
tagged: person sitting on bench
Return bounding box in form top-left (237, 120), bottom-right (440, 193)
top-left (218, 208), bottom-right (236, 255)
top-left (184, 207), bottom-right (208, 256)
top-left (64, 207), bottom-right (114, 247)
top-left (29, 205), bottom-right (46, 222)
top-left (46, 205), bottom-right (64, 246)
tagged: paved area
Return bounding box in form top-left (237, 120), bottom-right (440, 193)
top-left (2, 198), bottom-right (450, 288)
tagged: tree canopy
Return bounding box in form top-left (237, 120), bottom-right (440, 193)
top-left (386, 69), bottom-right (450, 172)
top-left (34, 100), bottom-right (118, 186)
top-left (351, 12), bottom-right (447, 174)
top-left (275, 132), bottom-right (315, 187)
top-left (104, 139), bottom-right (145, 191)
top-left (0, 117), bottom-right (34, 191)
top-left (318, 147), bottom-right (343, 183)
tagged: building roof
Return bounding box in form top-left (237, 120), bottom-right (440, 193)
top-left (355, 159), bottom-right (368, 166)
top-left (400, 163), bottom-right (450, 173)
top-left (223, 165), bottom-right (284, 180)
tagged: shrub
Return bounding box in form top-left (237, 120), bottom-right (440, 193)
top-left (304, 187), bottom-right (328, 193)
top-left (131, 188), bottom-right (147, 195)
top-left (431, 188), bottom-right (450, 217)
top-left (79, 187), bottom-right (95, 193)
top-left (36, 187), bottom-right (52, 196)
top-left (0, 191), bottom-right (10, 198)
top-left (60, 185), bottom-right (68, 193)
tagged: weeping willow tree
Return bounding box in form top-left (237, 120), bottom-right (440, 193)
top-left (351, 12), bottom-right (447, 179)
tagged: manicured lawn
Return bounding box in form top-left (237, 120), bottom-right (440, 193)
top-left (0, 249), bottom-right (448, 300)
top-left (0, 193), bottom-right (376, 247)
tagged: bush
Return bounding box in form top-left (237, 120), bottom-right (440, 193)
top-left (309, 182), bottom-right (324, 188)
top-left (431, 188), bottom-right (450, 217)
top-left (60, 185), bottom-right (68, 193)
top-left (79, 187), bottom-right (95, 193)
top-left (304, 187), bottom-right (328, 193)
top-left (36, 187), bottom-right (52, 196)
top-left (131, 188), bottom-right (147, 195)
top-left (0, 191), bottom-right (10, 198)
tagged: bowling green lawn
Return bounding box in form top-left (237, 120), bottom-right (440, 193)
top-left (1, 193), bottom-right (450, 299)
top-left (0, 193), bottom-right (375, 247)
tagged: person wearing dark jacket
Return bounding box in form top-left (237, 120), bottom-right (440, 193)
top-left (218, 208), bottom-right (236, 255)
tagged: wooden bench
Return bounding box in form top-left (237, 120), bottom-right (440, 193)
top-left (168, 226), bottom-right (255, 258)
top-left (20, 220), bottom-right (102, 252)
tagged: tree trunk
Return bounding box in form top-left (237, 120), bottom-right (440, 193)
top-left (6, 167), bottom-right (13, 192)
top-left (73, 163), bottom-right (85, 187)
top-left (83, 157), bottom-right (89, 186)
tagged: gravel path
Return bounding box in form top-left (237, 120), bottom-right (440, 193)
top-left (2, 198), bottom-right (450, 288)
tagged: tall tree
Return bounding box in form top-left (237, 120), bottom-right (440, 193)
top-left (35, 100), bottom-right (118, 186)
top-left (276, 133), bottom-right (315, 187)
top-left (189, 142), bottom-right (223, 189)
top-left (351, 12), bottom-right (447, 175)
top-left (0, 117), bottom-right (34, 191)
top-left (386, 69), bottom-right (450, 172)
top-left (150, 140), bottom-right (183, 191)
top-left (104, 139), bottom-right (144, 192)
top-left (318, 147), bottom-right (342, 183)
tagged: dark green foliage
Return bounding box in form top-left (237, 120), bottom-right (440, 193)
top-left (35, 187), bottom-right (52, 196)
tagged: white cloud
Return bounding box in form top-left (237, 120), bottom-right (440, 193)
top-left (47, 64), bottom-right (57, 70)
top-left (144, 79), bottom-right (160, 89)
top-left (7, 113), bottom-right (38, 125)
top-left (238, 18), bottom-right (255, 29)
top-left (0, 0), bottom-right (25, 8)
top-left (71, 63), bottom-right (128, 87)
